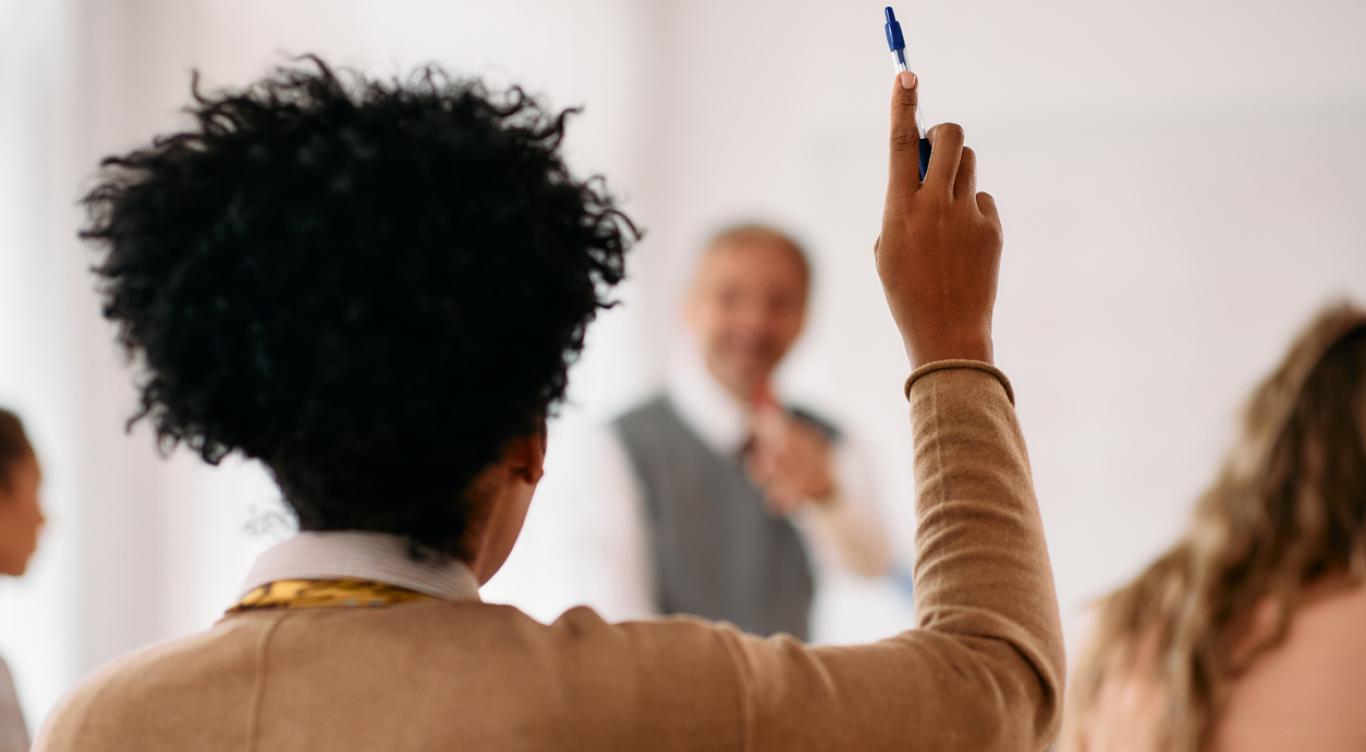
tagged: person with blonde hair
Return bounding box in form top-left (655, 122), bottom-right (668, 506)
top-left (1063, 302), bottom-right (1366, 751)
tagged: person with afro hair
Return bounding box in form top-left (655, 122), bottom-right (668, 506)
top-left (35, 61), bottom-right (1063, 751)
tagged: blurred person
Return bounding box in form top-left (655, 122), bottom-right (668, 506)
top-left (1062, 303), bottom-right (1366, 752)
top-left (570, 223), bottom-right (890, 639)
top-left (36, 60), bottom-right (1063, 751)
top-left (0, 408), bottom-right (46, 752)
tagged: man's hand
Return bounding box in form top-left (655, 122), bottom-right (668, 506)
top-left (876, 71), bottom-right (1003, 369)
top-left (745, 408), bottom-right (836, 516)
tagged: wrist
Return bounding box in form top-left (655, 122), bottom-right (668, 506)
top-left (902, 359), bottom-right (1016, 404)
top-left (903, 333), bottom-right (993, 369)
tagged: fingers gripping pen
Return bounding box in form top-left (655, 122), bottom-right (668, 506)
top-left (884, 6), bottom-right (931, 180)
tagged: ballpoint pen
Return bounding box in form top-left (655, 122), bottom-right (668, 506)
top-left (884, 6), bottom-right (932, 180)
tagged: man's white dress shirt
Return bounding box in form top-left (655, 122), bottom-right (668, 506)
top-left (565, 355), bottom-right (890, 622)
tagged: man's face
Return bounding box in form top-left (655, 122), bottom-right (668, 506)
top-left (0, 454), bottom-right (45, 577)
top-left (686, 240), bottom-right (809, 400)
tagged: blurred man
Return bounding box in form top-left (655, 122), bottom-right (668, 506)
top-left (571, 225), bottom-right (890, 639)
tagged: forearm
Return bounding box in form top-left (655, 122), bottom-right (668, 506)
top-left (902, 361), bottom-right (1064, 745)
top-left (726, 362), bottom-right (1063, 751)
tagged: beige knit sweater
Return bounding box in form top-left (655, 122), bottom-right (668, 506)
top-left (35, 364), bottom-right (1064, 751)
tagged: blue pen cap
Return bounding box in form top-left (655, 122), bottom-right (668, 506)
top-left (884, 7), bottom-right (905, 51)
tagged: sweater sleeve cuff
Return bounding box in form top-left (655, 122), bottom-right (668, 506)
top-left (903, 359), bottom-right (1016, 404)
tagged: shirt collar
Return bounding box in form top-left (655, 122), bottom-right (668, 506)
top-left (667, 349), bottom-right (755, 455)
top-left (240, 531), bottom-right (481, 603)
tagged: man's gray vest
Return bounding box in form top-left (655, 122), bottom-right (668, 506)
top-left (613, 394), bottom-right (839, 639)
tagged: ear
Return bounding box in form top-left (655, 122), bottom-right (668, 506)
top-left (504, 424), bottom-right (547, 485)
top-left (683, 251), bottom-right (716, 330)
top-left (681, 281), bottom-right (701, 330)
top-left (686, 282), bottom-right (722, 342)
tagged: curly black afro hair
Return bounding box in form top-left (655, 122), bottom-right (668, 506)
top-left (81, 56), bottom-right (636, 556)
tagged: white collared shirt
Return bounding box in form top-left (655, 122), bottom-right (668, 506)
top-left (239, 531), bottom-right (481, 603)
top-left (563, 354), bottom-right (891, 623)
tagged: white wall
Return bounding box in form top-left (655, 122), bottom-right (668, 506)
top-left (1, 0), bottom-right (1364, 731)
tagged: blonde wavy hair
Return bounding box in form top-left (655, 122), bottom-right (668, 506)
top-left (1065, 302), bottom-right (1366, 751)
